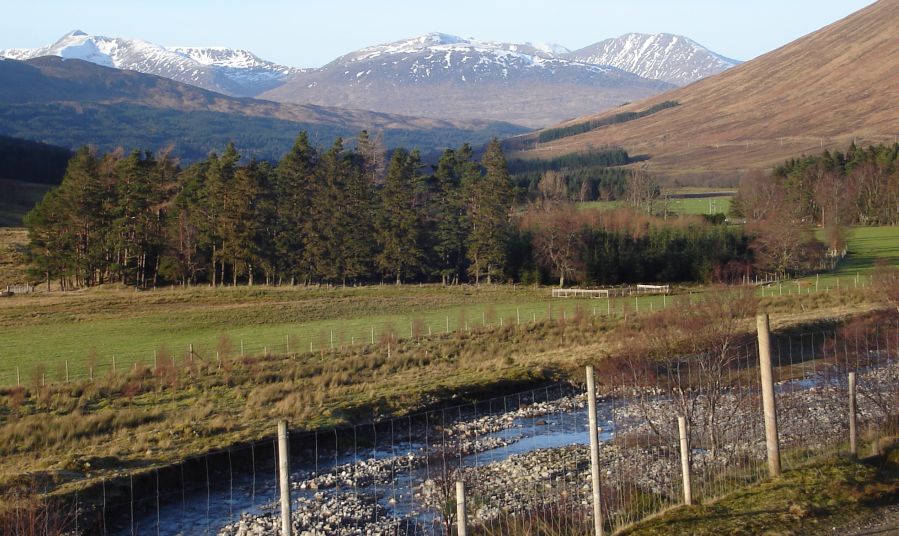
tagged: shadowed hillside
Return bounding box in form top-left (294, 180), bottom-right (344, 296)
top-left (0, 57), bottom-right (528, 160)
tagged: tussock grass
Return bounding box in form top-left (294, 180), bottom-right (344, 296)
top-left (619, 452), bottom-right (899, 536)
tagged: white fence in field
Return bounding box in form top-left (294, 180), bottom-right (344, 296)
top-left (553, 284), bottom-right (670, 299)
top-left (4, 284), bottom-right (34, 295)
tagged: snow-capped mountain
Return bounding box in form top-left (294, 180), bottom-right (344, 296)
top-left (567, 33), bottom-right (739, 86)
top-left (261, 33), bottom-right (674, 127)
top-left (1, 30), bottom-right (737, 126)
top-left (0, 31), bottom-right (300, 97)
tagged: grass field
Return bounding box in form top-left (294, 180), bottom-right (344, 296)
top-left (2, 225), bottom-right (898, 386)
top-left (787, 226), bottom-right (899, 291)
top-left (0, 284), bottom-right (681, 385)
top-left (578, 190), bottom-right (733, 216)
top-left (0, 225), bottom-right (891, 512)
top-left (829, 226), bottom-right (899, 276)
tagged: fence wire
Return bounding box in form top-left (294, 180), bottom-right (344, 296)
top-left (3, 315), bottom-right (897, 536)
top-left (0, 274), bottom-right (875, 388)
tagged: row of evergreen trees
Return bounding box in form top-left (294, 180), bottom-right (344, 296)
top-left (25, 132), bottom-right (514, 289)
top-left (731, 143), bottom-right (899, 226)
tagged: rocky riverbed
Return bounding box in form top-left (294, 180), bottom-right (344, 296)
top-left (218, 359), bottom-right (897, 536)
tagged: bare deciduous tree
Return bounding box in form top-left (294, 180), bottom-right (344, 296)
top-left (624, 289), bottom-right (759, 459)
top-left (522, 208), bottom-right (585, 287)
top-left (625, 167), bottom-right (659, 215)
top-left (536, 170), bottom-right (568, 208)
top-left (748, 219), bottom-right (826, 276)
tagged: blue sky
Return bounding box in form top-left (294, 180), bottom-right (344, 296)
top-left (0, 0), bottom-right (877, 67)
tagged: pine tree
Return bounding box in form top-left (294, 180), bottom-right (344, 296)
top-left (273, 132), bottom-right (316, 284)
top-left (201, 142), bottom-right (239, 286)
top-left (58, 146), bottom-right (110, 287)
top-left (341, 146), bottom-right (375, 282)
top-left (304, 139), bottom-right (346, 282)
top-left (24, 188), bottom-right (72, 290)
top-left (162, 160), bottom-right (210, 285)
top-left (221, 161), bottom-right (264, 285)
top-left (112, 150), bottom-right (158, 286)
top-left (432, 146), bottom-right (476, 284)
top-left (467, 139), bottom-right (513, 284)
top-left (375, 149), bottom-right (424, 284)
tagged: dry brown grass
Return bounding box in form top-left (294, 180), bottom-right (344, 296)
top-left (510, 0), bottom-right (899, 180)
top-left (0, 228), bottom-right (29, 288)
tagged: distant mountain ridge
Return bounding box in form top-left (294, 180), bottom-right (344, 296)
top-left (3, 30), bottom-right (738, 127)
top-left (261, 32), bottom-right (675, 127)
top-left (0, 56), bottom-right (527, 160)
top-left (0, 30), bottom-right (301, 97)
top-left (566, 33), bottom-right (739, 86)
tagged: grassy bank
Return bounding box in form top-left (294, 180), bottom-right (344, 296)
top-left (621, 451), bottom-right (899, 535)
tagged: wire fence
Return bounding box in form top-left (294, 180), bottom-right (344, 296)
top-left (0, 273), bottom-right (875, 388)
top-left (4, 313), bottom-right (897, 536)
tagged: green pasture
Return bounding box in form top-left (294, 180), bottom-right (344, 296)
top-left (578, 194), bottom-right (732, 216)
top-left (4, 225), bottom-right (897, 386)
top-left (784, 226), bottom-right (899, 291)
top-left (0, 284), bottom-right (676, 385)
top-left (827, 226), bottom-right (899, 276)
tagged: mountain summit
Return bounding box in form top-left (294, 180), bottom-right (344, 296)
top-left (2, 30), bottom-right (737, 127)
top-left (260, 33), bottom-right (674, 127)
top-left (567, 33), bottom-right (739, 86)
top-left (0, 30), bottom-right (300, 97)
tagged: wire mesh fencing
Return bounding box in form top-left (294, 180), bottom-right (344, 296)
top-left (3, 313), bottom-right (898, 536)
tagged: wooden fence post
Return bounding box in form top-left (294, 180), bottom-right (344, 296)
top-left (849, 371), bottom-right (858, 458)
top-left (278, 420), bottom-right (292, 536)
top-left (757, 313), bottom-right (782, 477)
top-left (678, 416), bottom-right (692, 505)
top-left (586, 365), bottom-right (605, 536)
top-left (456, 480), bottom-right (467, 536)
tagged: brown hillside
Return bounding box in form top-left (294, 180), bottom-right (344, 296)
top-left (511, 0), bottom-right (899, 180)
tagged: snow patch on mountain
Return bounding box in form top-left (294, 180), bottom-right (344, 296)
top-left (169, 46), bottom-right (297, 74)
top-left (0, 30), bottom-right (298, 97)
top-left (528, 42), bottom-right (571, 56)
top-left (324, 32), bottom-right (618, 85)
top-left (567, 33), bottom-right (739, 86)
